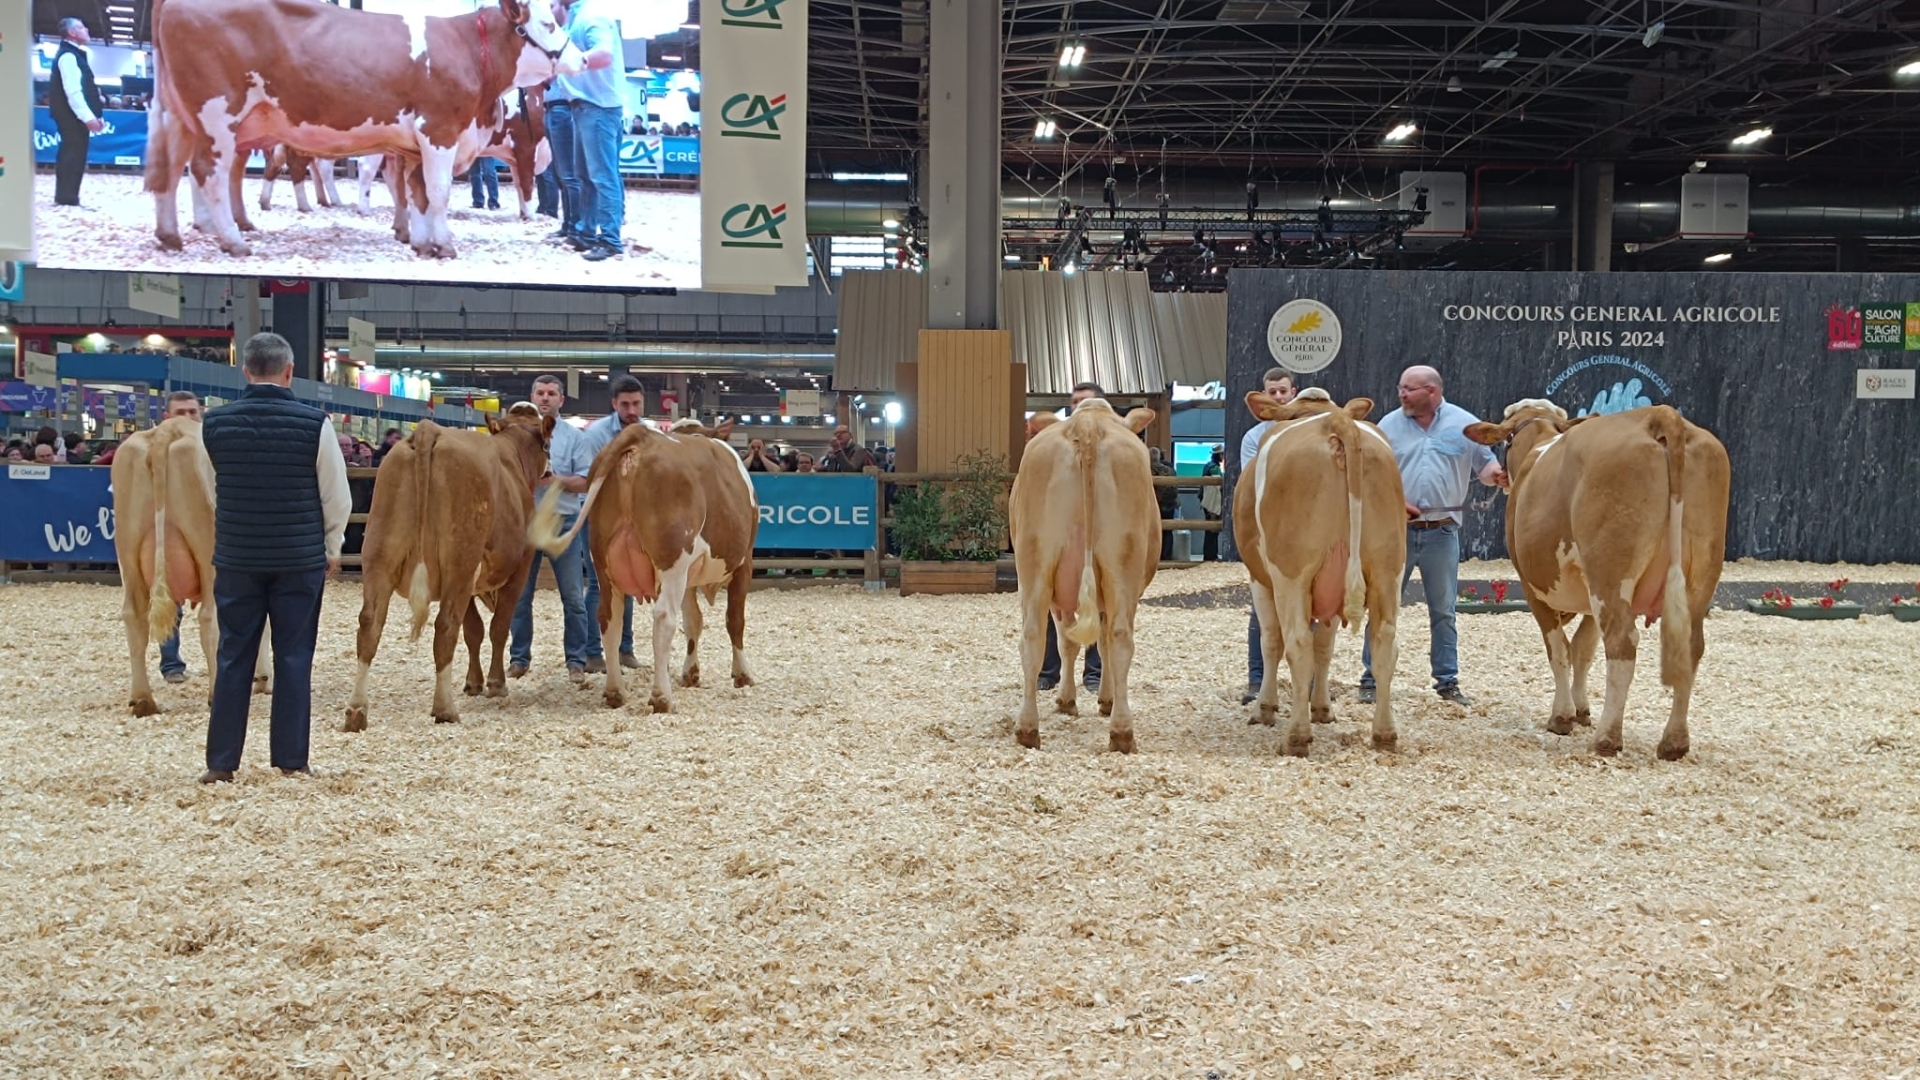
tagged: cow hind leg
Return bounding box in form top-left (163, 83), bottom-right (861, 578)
top-left (726, 568), bottom-right (754, 688)
top-left (318, 159), bottom-right (341, 207)
top-left (1569, 614), bottom-right (1599, 726)
top-left (199, 136), bottom-right (253, 256)
top-left (411, 142), bottom-right (460, 259)
top-left (344, 584), bottom-right (395, 732)
top-left (1656, 617), bottom-right (1699, 762)
top-left (1308, 621), bottom-right (1336, 724)
top-left (1015, 582), bottom-right (1051, 750)
top-left (1590, 599), bottom-right (1640, 757)
top-left (679, 584), bottom-right (704, 687)
top-left (483, 579), bottom-right (519, 699)
top-left (430, 591), bottom-right (473, 723)
top-left (124, 595), bottom-right (160, 717)
top-left (1540, 615), bottom-right (1579, 735)
top-left (461, 602), bottom-right (487, 696)
top-left (1249, 575), bottom-right (1282, 727)
top-left (1052, 614), bottom-right (1081, 717)
top-left (648, 557), bottom-right (696, 714)
top-left (1277, 589), bottom-right (1319, 757)
top-left (1365, 580), bottom-right (1400, 751)
top-left (1101, 582), bottom-right (1140, 755)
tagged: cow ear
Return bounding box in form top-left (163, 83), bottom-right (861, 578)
top-left (1125, 408), bottom-right (1156, 434)
top-left (500, 0), bottom-right (527, 24)
top-left (1343, 397), bottom-right (1375, 421)
top-left (1462, 421), bottom-right (1507, 446)
top-left (485, 414), bottom-right (506, 435)
top-left (1244, 390), bottom-right (1284, 422)
top-left (713, 419), bottom-right (736, 441)
top-left (541, 415), bottom-right (556, 442)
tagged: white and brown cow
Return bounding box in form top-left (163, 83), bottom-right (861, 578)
top-left (144, 0), bottom-right (581, 259)
top-left (258, 145), bottom-right (343, 214)
top-left (1465, 402), bottom-right (1730, 760)
top-left (345, 410), bottom-right (553, 730)
top-left (1234, 389), bottom-right (1408, 756)
top-left (1008, 398), bottom-right (1159, 753)
top-left (110, 417), bottom-right (269, 716)
top-left (474, 86), bottom-right (551, 221)
top-left (529, 419), bottom-right (758, 715)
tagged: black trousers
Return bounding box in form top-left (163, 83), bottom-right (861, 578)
top-left (206, 567), bottom-right (327, 773)
top-left (1040, 619), bottom-right (1101, 686)
top-left (54, 119), bottom-right (89, 205)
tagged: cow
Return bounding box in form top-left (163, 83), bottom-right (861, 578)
top-left (474, 86), bottom-right (551, 221)
top-left (1463, 402), bottom-right (1730, 760)
top-left (258, 146), bottom-right (343, 214)
top-left (528, 419), bottom-right (757, 715)
top-left (344, 409), bottom-right (554, 731)
top-left (144, 0), bottom-right (582, 259)
top-left (1234, 389), bottom-right (1408, 757)
top-left (1008, 398), bottom-right (1159, 753)
top-left (110, 417), bottom-right (269, 716)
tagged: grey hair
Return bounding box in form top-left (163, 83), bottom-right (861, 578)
top-left (60, 17), bottom-right (85, 35)
top-left (241, 332), bottom-right (295, 378)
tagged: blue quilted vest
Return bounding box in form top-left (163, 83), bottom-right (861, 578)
top-left (202, 383), bottom-right (328, 573)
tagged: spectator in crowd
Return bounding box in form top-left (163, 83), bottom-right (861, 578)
top-left (819, 426), bottom-right (874, 473)
top-left (32, 443), bottom-right (57, 464)
top-left (35, 426), bottom-right (65, 461)
top-left (1038, 381), bottom-right (1106, 693)
top-left (198, 333), bottom-right (351, 783)
top-left (561, 0), bottom-right (627, 262)
top-left (509, 376), bottom-right (593, 684)
top-left (793, 452), bottom-right (816, 473)
top-left (372, 428), bottom-right (403, 466)
top-left (65, 435), bottom-right (95, 464)
top-left (742, 438), bottom-right (781, 472)
top-left (1200, 445), bottom-right (1224, 561)
top-left (1149, 445), bottom-right (1177, 561)
top-left (6, 445), bottom-right (24, 462)
top-left (1238, 367), bottom-right (1298, 703)
top-left (155, 391), bottom-right (204, 684)
top-left (580, 374), bottom-right (646, 672)
top-left (50, 18), bottom-right (106, 207)
top-left (337, 433), bottom-right (356, 464)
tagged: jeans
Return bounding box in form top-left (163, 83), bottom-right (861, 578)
top-left (509, 512), bottom-right (590, 670)
top-left (581, 555), bottom-right (636, 658)
top-left (535, 166), bottom-right (558, 216)
top-left (1247, 608), bottom-right (1262, 685)
top-left (469, 160), bottom-right (499, 206)
top-left (205, 567), bottom-right (327, 773)
top-left (1040, 620), bottom-right (1101, 686)
top-left (570, 101), bottom-right (624, 249)
top-left (1361, 523), bottom-right (1461, 691)
top-left (545, 101), bottom-right (581, 237)
top-left (159, 605), bottom-right (186, 676)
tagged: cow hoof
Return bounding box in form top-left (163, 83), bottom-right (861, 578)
top-left (1108, 731), bottom-right (1136, 754)
top-left (219, 238), bottom-right (253, 256)
top-left (1015, 728), bottom-right (1040, 750)
top-left (648, 694), bottom-right (672, 714)
top-left (1592, 737), bottom-right (1622, 758)
top-left (1053, 696), bottom-right (1077, 716)
top-left (1574, 708), bottom-right (1594, 727)
top-left (1099, 698), bottom-right (1113, 717)
top-left (1547, 713), bottom-right (1577, 736)
top-left (155, 231), bottom-right (183, 251)
top-left (253, 677), bottom-right (271, 696)
top-left (1283, 737), bottom-right (1311, 758)
top-left (343, 706), bottom-right (367, 733)
top-left (603, 690), bottom-right (625, 710)
top-left (463, 681), bottom-right (484, 697)
top-left (1257, 704), bottom-right (1279, 727)
top-left (733, 673), bottom-right (754, 688)
top-left (1656, 738), bottom-right (1690, 762)
top-left (1310, 705), bottom-right (1334, 725)
top-left (432, 712), bottom-right (460, 725)
top-left (680, 669), bottom-right (701, 688)
top-left (1373, 730), bottom-right (1399, 751)
top-left (130, 696), bottom-right (162, 718)
top-left (484, 684), bottom-right (508, 699)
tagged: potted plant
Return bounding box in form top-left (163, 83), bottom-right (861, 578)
top-left (895, 450), bottom-right (1010, 596)
top-left (1456, 581), bottom-right (1530, 614)
top-left (1891, 587), bottom-right (1920, 623)
top-left (1747, 579), bottom-right (1862, 621)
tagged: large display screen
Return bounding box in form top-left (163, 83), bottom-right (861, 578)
top-left (28, 0), bottom-right (701, 289)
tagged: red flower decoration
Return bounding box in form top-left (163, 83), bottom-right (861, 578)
top-left (1491, 581), bottom-right (1510, 603)
top-left (1826, 577), bottom-right (1850, 597)
top-left (1820, 596), bottom-right (1835, 609)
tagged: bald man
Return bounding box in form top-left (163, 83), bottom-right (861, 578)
top-left (1356, 365), bottom-right (1507, 708)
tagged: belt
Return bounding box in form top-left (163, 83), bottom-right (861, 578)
top-left (1408, 519), bottom-right (1453, 530)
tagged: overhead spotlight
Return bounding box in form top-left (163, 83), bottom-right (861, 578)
top-left (1641, 20), bottom-right (1665, 48)
top-left (1446, 76), bottom-right (1463, 92)
top-left (1103, 176), bottom-right (1117, 215)
top-left (1688, 159), bottom-right (1708, 173)
top-left (1062, 261), bottom-right (1077, 276)
top-left (1058, 42), bottom-right (1086, 68)
top-left (1480, 48), bottom-right (1518, 71)
top-left (1384, 122), bottom-right (1418, 142)
top-left (1730, 125), bottom-right (1773, 147)
top-left (882, 217), bottom-right (900, 229)
top-left (1703, 252), bottom-right (1733, 264)
top-left (1034, 118), bottom-right (1058, 140)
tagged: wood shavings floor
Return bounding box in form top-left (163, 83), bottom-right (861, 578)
top-left (1, 567), bottom-right (1915, 1078)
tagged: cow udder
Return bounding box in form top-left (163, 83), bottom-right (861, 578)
top-left (1310, 542), bottom-right (1350, 624)
top-left (606, 527), bottom-right (660, 602)
top-left (162, 523), bottom-right (203, 606)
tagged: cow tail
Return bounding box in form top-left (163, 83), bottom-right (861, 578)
top-left (147, 427), bottom-right (179, 645)
top-left (530, 474), bottom-right (602, 557)
top-left (406, 423), bottom-right (439, 641)
top-left (1332, 411), bottom-right (1367, 632)
top-left (1655, 406), bottom-right (1691, 690)
top-left (1063, 415), bottom-right (1101, 648)
top-left (142, 0), bottom-right (173, 194)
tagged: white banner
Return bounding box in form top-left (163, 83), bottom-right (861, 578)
top-left (0, 0), bottom-right (30, 261)
top-left (128, 273), bottom-right (183, 320)
top-left (1856, 369), bottom-right (1915, 400)
top-left (699, 0), bottom-right (808, 291)
top-left (347, 317), bottom-right (378, 366)
top-left (783, 387), bottom-right (820, 416)
top-left (23, 350), bottom-right (58, 388)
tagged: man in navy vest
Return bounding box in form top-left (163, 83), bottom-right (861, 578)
top-left (198, 333), bottom-right (352, 783)
top-left (49, 18), bottom-right (106, 207)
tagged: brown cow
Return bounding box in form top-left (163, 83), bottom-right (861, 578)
top-left (475, 86), bottom-right (550, 221)
top-left (1465, 401), bottom-right (1730, 760)
top-left (528, 419), bottom-right (757, 714)
top-left (259, 145), bottom-right (342, 213)
top-left (111, 417), bottom-right (270, 716)
top-left (344, 410), bottom-right (553, 730)
top-left (144, 0), bottom-right (582, 259)
top-left (1235, 389), bottom-right (1408, 756)
top-left (1008, 398), bottom-right (1159, 753)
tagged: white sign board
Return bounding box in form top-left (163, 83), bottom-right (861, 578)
top-left (128, 273), bottom-right (183, 320)
top-left (347, 318), bottom-right (378, 366)
top-left (0, 0), bottom-right (32, 261)
top-left (700, 0), bottom-right (809, 291)
top-left (7, 464), bottom-right (51, 481)
top-left (23, 350), bottom-right (59, 388)
top-left (784, 388), bottom-right (821, 416)
top-left (1856, 369), bottom-right (1916, 400)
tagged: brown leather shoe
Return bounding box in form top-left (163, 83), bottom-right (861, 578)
top-left (508, 663), bottom-right (529, 679)
top-left (584, 656), bottom-right (607, 674)
top-left (277, 766), bottom-right (314, 778)
top-left (198, 769), bottom-right (235, 784)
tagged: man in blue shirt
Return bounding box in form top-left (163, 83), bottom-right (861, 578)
top-left (509, 375), bottom-right (594, 682)
top-left (1358, 365), bottom-right (1507, 707)
top-left (1236, 367), bottom-right (1296, 704)
top-left (556, 0), bottom-right (626, 262)
top-left (579, 374), bottom-right (645, 669)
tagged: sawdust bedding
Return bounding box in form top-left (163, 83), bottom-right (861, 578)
top-left (0, 569), bottom-right (1915, 1078)
top-left (32, 172), bottom-right (699, 289)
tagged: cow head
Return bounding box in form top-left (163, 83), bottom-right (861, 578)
top-left (1245, 389), bottom-right (1373, 425)
top-left (668, 417), bottom-right (739, 442)
top-left (1464, 399), bottom-right (1574, 484)
top-left (488, 407), bottom-right (556, 489)
top-left (500, 0), bottom-right (586, 80)
top-left (1024, 412), bottom-right (1062, 441)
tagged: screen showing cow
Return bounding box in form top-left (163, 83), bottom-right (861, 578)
top-left (28, 0), bottom-right (702, 290)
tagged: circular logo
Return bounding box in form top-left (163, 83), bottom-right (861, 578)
top-left (1266, 299), bottom-right (1343, 374)
top-left (0, 262), bottom-right (20, 295)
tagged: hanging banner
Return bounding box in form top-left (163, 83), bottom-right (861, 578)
top-left (128, 273), bottom-right (184, 320)
top-left (347, 318), bottom-right (378, 366)
top-left (0, 261), bottom-right (24, 302)
top-left (0, 0), bottom-right (32, 260)
top-left (699, 0), bottom-right (809, 291)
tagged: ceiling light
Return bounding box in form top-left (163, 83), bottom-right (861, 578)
top-left (883, 402), bottom-right (903, 425)
top-left (661, 54), bottom-right (682, 62)
top-left (1034, 118), bottom-right (1057, 140)
top-left (1730, 125), bottom-right (1772, 147)
top-left (1384, 122), bottom-right (1418, 141)
top-left (1897, 59), bottom-right (1920, 77)
top-left (1062, 261), bottom-right (1077, 276)
top-left (829, 172), bottom-right (910, 183)
top-left (1641, 21), bottom-right (1665, 48)
top-left (1446, 76), bottom-right (1462, 92)
top-left (1004, 253), bottom-right (1022, 263)
top-left (882, 218), bottom-right (900, 229)
top-left (1703, 252), bottom-right (1732, 264)
top-left (1059, 43), bottom-right (1086, 68)
top-left (760, 414), bottom-right (773, 423)
top-left (1480, 48), bottom-right (1518, 71)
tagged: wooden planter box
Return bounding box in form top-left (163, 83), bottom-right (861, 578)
top-left (900, 560), bottom-right (999, 596)
top-left (1746, 600), bottom-right (1862, 621)
top-left (1457, 600), bottom-right (1531, 614)
top-left (1892, 605), bottom-right (1920, 622)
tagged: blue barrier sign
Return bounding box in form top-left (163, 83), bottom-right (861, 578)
top-left (0, 465), bottom-right (118, 565)
top-left (748, 474), bottom-right (877, 552)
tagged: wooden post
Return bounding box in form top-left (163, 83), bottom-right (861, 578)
top-left (864, 467), bottom-right (884, 587)
top-left (1007, 361), bottom-right (1029, 473)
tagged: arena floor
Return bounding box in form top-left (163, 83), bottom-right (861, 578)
top-left (32, 172), bottom-right (701, 290)
top-left (1, 563), bottom-right (1916, 1077)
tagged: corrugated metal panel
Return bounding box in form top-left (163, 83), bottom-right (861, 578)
top-left (1151, 291), bottom-right (1229, 387)
top-left (832, 270), bottom-right (927, 393)
top-left (1003, 270), bottom-right (1167, 395)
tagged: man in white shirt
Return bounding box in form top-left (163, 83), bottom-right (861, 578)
top-left (1236, 367), bottom-right (1296, 703)
top-left (50, 18), bottom-right (107, 207)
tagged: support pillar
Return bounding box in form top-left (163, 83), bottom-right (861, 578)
top-left (927, 0), bottom-right (1001, 330)
top-left (269, 283), bottom-right (325, 382)
top-left (228, 277), bottom-right (262, 369)
top-left (1574, 162), bottom-right (1615, 272)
